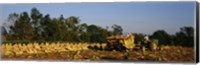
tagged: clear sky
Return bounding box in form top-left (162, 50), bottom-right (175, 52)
top-left (1, 2), bottom-right (196, 35)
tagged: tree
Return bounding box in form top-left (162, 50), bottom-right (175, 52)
top-left (87, 25), bottom-right (100, 42)
top-left (31, 7), bottom-right (43, 40)
top-left (65, 16), bottom-right (80, 31)
top-left (40, 14), bottom-right (52, 41)
top-left (111, 24), bottom-right (123, 35)
top-left (64, 16), bottom-right (80, 42)
top-left (133, 33), bottom-right (145, 44)
top-left (58, 15), bottom-right (68, 41)
top-left (78, 23), bottom-right (89, 42)
top-left (9, 12), bottom-right (34, 40)
top-left (151, 30), bottom-right (172, 45)
top-left (175, 26), bottom-right (194, 47)
top-left (98, 27), bottom-right (109, 43)
top-left (5, 7), bottom-right (125, 43)
top-left (7, 13), bottom-right (19, 35)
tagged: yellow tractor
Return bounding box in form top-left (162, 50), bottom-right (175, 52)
top-left (87, 34), bottom-right (158, 51)
top-left (105, 34), bottom-right (135, 51)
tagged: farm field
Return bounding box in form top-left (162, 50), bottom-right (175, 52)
top-left (0, 42), bottom-right (195, 62)
top-left (1, 4), bottom-right (196, 63)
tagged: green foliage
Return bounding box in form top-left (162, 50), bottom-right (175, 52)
top-left (151, 30), bottom-right (172, 45)
top-left (4, 7), bottom-right (123, 43)
top-left (132, 33), bottom-right (145, 44)
top-left (86, 25), bottom-right (109, 43)
top-left (174, 26), bottom-right (194, 47)
top-left (8, 12), bottom-right (34, 40)
top-left (150, 27), bottom-right (194, 47)
top-left (112, 24), bottom-right (123, 35)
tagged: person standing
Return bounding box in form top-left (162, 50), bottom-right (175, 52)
top-left (141, 35), bottom-right (150, 52)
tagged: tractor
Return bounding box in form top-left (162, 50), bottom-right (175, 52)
top-left (104, 34), bottom-right (135, 51)
top-left (104, 34), bottom-right (158, 51)
top-left (87, 34), bottom-right (158, 51)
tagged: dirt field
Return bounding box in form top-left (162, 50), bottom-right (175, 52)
top-left (1, 45), bottom-right (195, 63)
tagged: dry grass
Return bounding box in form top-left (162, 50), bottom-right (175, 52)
top-left (0, 43), bottom-right (195, 62)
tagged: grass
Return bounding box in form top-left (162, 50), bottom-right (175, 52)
top-left (0, 42), bottom-right (195, 62)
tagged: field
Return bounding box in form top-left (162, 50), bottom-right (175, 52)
top-left (0, 42), bottom-right (195, 62)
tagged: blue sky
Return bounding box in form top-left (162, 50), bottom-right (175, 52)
top-left (1, 2), bottom-right (196, 35)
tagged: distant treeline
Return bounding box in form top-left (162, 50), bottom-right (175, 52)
top-left (1, 7), bottom-right (194, 47)
top-left (133, 27), bottom-right (194, 47)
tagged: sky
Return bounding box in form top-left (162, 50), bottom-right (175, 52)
top-left (0, 2), bottom-right (196, 35)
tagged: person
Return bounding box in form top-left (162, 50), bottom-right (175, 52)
top-left (144, 35), bottom-right (150, 41)
top-left (141, 35), bottom-right (150, 45)
top-left (141, 35), bottom-right (150, 51)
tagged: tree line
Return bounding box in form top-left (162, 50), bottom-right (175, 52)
top-left (2, 7), bottom-right (123, 43)
top-left (2, 7), bottom-right (194, 47)
top-left (134, 26), bottom-right (194, 47)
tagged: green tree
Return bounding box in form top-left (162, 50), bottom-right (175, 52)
top-left (31, 7), bottom-right (43, 40)
top-left (78, 23), bottom-right (89, 42)
top-left (175, 26), bottom-right (194, 47)
top-left (98, 28), bottom-right (109, 43)
top-left (40, 14), bottom-right (52, 41)
top-left (133, 33), bottom-right (145, 44)
top-left (151, 30), bottom-right (172, 45)
top-left (87, 25), bottom-right (100, 42)
top-left (64, 16), bottom-right (80, 42)
top-left (58, 15), bottom-right (68, 41)
top-left (5, 7), bottom-right (126, 43)
top-left (7, 13), bottom-right (19, 35)
top-left (9, 12), bottom-right (34, 40)
top-left (111, 24), bottom-right (123, 35)
top-left (86, 25), bottom-right (110, 43)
